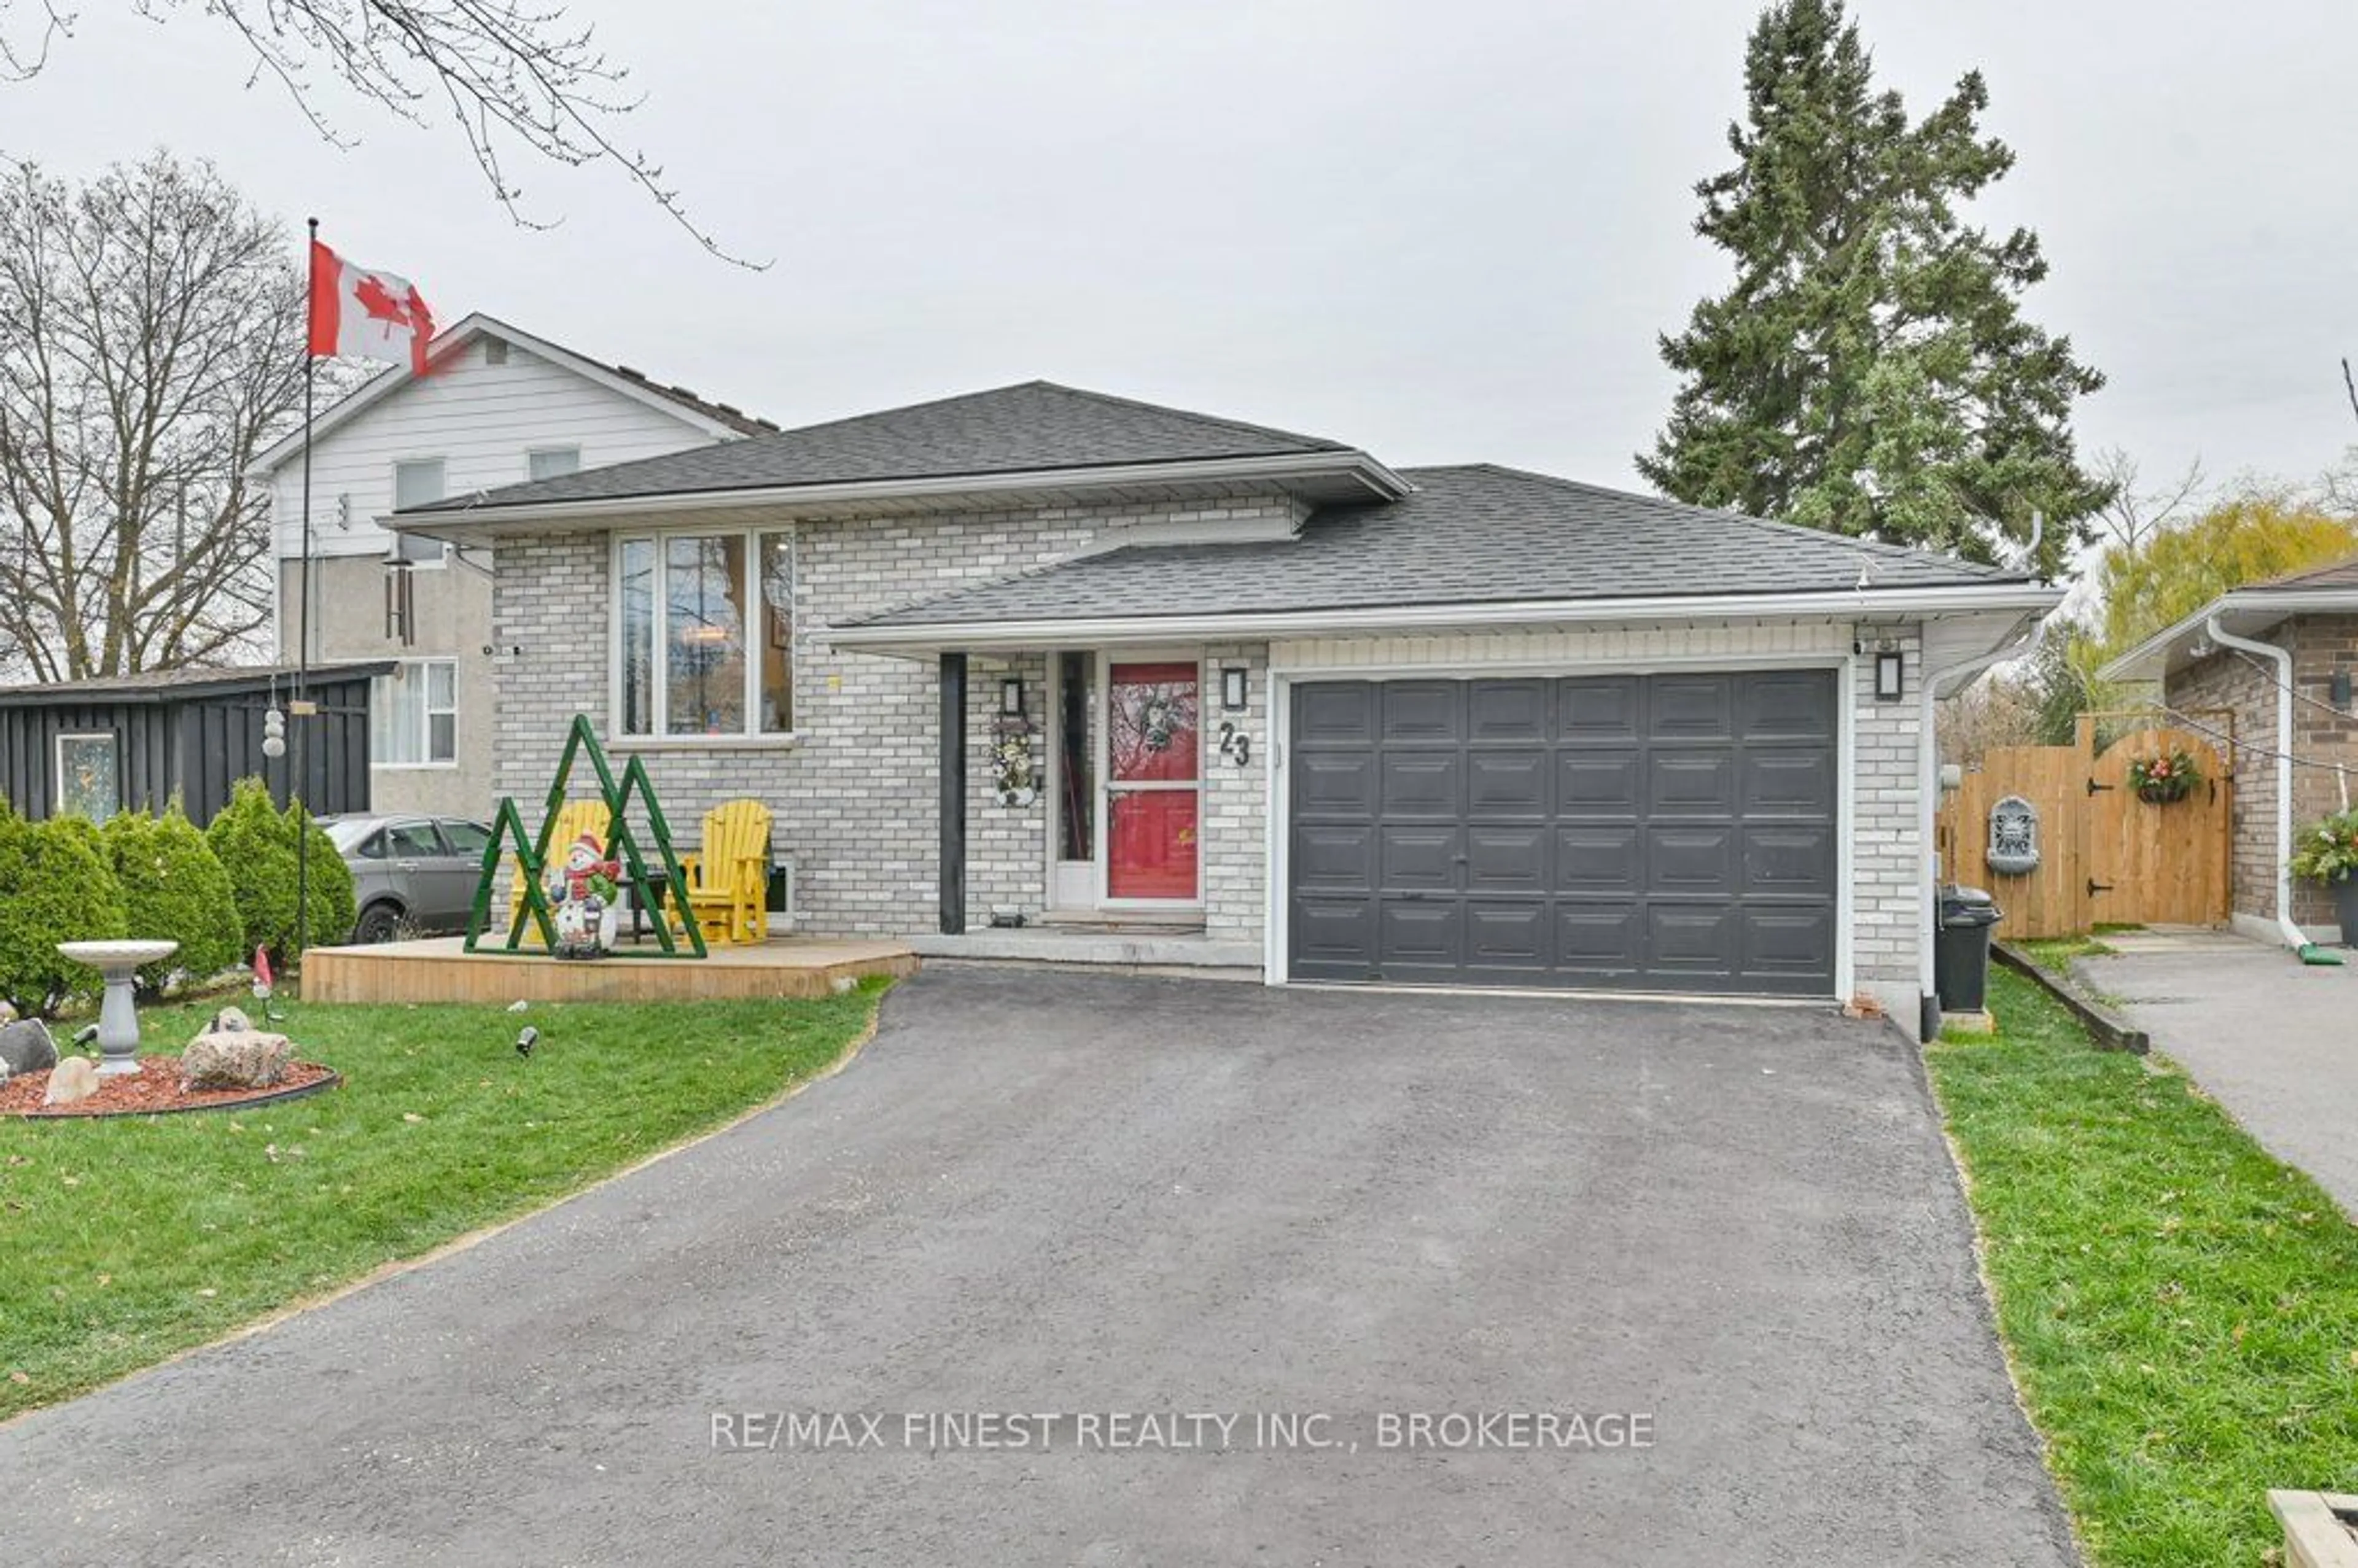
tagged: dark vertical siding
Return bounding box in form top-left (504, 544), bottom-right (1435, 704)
top-left (0, 672), bottom-right (377, 826)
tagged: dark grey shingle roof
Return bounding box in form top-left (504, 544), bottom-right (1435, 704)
top-left (0, 662), bottom-right (394, 705)
top-left (413, 381), bottom-right (1349, 513)
top-left (849, 465), bottom-right (2033, 629)
top-left (2249, 554), bottom-right (2358, 592)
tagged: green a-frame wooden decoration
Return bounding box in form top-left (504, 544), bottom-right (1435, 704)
top-left (463, 715), bottom-right (710, 958)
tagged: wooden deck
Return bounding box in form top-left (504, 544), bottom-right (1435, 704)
top-left (302, 934), bottom-right (919, 1005)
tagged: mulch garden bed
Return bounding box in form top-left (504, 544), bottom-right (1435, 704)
top-left (2, 1058), bottom-right (341, 1119)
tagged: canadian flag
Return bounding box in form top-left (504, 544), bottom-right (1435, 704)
top-left (308, 240), bottom-right (435, 373)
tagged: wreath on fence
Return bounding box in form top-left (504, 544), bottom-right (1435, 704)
top-left (2126, 746), bottom-right (2200, 804)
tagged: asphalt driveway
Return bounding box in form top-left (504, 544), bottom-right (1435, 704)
top-left (2076, 927), bottom-right (2358, 1217)
top-left (0, 969), bottom-right (2074, 1567)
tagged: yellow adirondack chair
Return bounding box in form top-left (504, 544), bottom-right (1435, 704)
top-left (507, 799), bottom-right (613, 939)
top-left (679, 799), bottom-right (772, 945)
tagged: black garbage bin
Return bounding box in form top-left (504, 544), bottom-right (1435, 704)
top-left (1935, 885), bottom-right (2004, 1012)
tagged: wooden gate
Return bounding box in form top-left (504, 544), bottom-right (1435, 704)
top-left (1938, 716), bottom-right (2232, 938)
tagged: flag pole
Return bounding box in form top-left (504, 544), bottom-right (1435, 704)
top-left (295, 215), bottom-right (317, 988)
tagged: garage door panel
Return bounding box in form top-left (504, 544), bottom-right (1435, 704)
top-left (1291, 825), bottom-right (1374, 891)
top-left (1468, 825), bottom-right (1547, 891)
top-left (1649, 675), bottom-right (1734, 741)
top-left (1379, 901), bottom-right (1462, 969)
top-left (1743, 825), bottom-right (1834, 896)
top-left (1290, 671), bottom-right (1835, 996)
top-left (1647, 904), bottom-right (1738, 972)
top-left (1294, 681), bottom-right (1374, 745)
top-left (1380, 751), bottom-right (1461, 817)
top-left (1468, 750), bottom-right (1547, 816)
top-left (1291, 897), bottom-right (1378, 979)
top-left (1742, 748), bottom-right (1835, 817)
top-left (1468, 679), bottom-right (1549, 741)
top-left (1741, 907), bottom-right (1835, 981)
top-left (1555, 904), bottom-right (1643, 974)
top-left (1466, 901), bottom-right (1549, 968)
top-left (1648, 750), bottom-right (1735, 816)
top-left (1647, 825), bottom-right (1735, 894)
top-left (1294, 751), bottom-right (1376, 816)
top-left (1555, 825), bottom-right (1640, 891)
top-left (1740, 670), bottom-right (1838, 740)
top-left (1380, 681), bottom-right (1461, 743)
top-left (1556, 676), bottom-right (1640, 742)
top-left (1557, 750), bottom-right (1639, 815)
top-left (1380, 826), bottom-right (1460, 890)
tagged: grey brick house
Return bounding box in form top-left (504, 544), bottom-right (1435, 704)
top-left (2102, 556), bottom-right (2358, 942)
top-left (398, 382), bottom-right (2058, 1036)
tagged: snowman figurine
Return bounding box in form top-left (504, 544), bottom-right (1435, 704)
top-left (546, 831), bottom-right (621, 960)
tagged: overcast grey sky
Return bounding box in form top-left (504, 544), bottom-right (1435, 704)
top-left (14, 0), bottom-right (2357, 492)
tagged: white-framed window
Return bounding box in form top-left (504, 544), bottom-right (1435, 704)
top-left (615, 529), bottom-right (794, 738)
top-left (55, 733), bottom-right (119, 821)
top-left (392, 458), bottom-right (448, 565)
top-left (373, 659), bottom-right (458, 766)
top-left (528, 446), bottom-right (581, 481)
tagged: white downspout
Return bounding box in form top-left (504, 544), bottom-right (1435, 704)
top-left (2204, 616), bottom-right (2313, 952)
top-left (1915, 617), bottom-right (2041, 1041)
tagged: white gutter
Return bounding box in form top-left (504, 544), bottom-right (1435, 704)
top-left (2100, 588), bottom-right (2358, 682)
top-left (2206, 616), bottom-right (2313, 952)
top-left (1918, 612), bottom-right (2046, 1039)
top-left (390, 450), bottom-right (1412, 532)
top-left (834, 585), bottom-right (2064, 653)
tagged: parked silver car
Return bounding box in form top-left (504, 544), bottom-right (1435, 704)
top-left (322, 814), bottom-right (498, 942)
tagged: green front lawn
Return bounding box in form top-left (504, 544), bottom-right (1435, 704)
top-left (1, 985), bottom-right (884, 1420)
top-left (1928, 968), bottom-right (2358, 1566)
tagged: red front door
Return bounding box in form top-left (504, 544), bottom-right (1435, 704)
top-left (1105, 661), bottom-right (1200, 900)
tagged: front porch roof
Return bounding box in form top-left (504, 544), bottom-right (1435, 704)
top-left (833, 464), bottom-right (2058, 654)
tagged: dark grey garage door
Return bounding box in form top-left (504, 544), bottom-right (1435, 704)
top-left (1287, 672), bottom-right (1838, 995)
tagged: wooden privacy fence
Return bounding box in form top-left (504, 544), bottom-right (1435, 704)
top-left (1937, 715), bottom-right (2233, 939)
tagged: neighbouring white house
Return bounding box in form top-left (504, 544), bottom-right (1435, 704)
top-left (252, 314), bottom-right (773, 816)
top-left (392, 381), bottom-right (2061, 1036)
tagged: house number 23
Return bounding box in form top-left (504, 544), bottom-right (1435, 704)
top-left (1217, 722), bottom-right (1252, 767)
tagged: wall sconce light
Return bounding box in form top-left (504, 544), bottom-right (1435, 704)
top-left (1000, 675), bottom-right (1025, 717)
top-left (1221, 667), bottom-right (1248, 711)
top-left (1874, 650), bottom-right (1905, 703)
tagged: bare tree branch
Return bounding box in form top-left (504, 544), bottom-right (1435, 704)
top-left (0, 0), bottom-right (71, 80)
top-left (0, 153), bottom-right (308, 680)
top-left (2, 1), bottom-right (763, 266)
top-left (2087, 446), bottom-right (2206, 557)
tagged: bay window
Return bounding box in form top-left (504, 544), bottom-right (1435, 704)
top-left (617, 529), bottom-right (794, 738)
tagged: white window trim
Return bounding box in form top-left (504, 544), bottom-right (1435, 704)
top-left (608, 526), bottom-right (799, 747)
top-left (391, 456), bottom-right (453, 569)
top-left (526, 444), bottom-right (583, 482)
top-left (53, 732), bottom-right (120, 821)
top-left (374, 658), bottom-right (461, 771)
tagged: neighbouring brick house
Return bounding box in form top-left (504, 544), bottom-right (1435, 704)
top-left (398, 381), bottom-right (2058, 1036)
top-left (2103, 557), bottom-right (2358, 940)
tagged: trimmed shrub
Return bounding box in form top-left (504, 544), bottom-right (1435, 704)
top-left (203, 778), bottom-right (357, 963)
top-left (0, 805), bottom-right (131, 1018)
top-left (103, 801), bottom-right (244, 999)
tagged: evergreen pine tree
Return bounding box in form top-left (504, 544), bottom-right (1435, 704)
top-left (1639, 0), bottom-right (2111, 572)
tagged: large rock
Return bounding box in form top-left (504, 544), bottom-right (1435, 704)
top-left (0, 1018), bottom-right (58, 1077)
top-left (179, 1031), bottom-right (295, 1092)
top-left (44, 1056), bottom-right (99, 1106)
